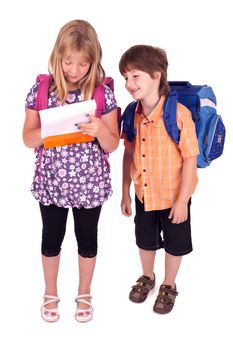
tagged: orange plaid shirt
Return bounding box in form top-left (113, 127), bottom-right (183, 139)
top-left (124, 95), bottom-right (199, 211)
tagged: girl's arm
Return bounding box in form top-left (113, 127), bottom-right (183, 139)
top-left (79, 109), bottom-right (119, 152)
top-left (169, 155), bottom-right (197, 224)
top-left (22, 108), bottom-right (43, 148)
top-left (121, 143), bottom-right (134, 216)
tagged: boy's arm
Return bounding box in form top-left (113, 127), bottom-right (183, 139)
top-left (169, 155), bottom-right (197, 224)
top-left (121, 143), bottom-right (134, 216)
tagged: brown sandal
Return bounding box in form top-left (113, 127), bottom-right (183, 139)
top-left (153, 284), bottom-right (178, 314)
top-left (129, 274), bottom-right (155, 303)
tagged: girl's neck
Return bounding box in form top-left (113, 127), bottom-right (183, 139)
top-left (67, 82), bottom-right (80, 91)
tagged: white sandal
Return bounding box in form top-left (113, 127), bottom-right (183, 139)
top-left (41, 295), bottom-right (60, 322)
top-left (75, 294), bottom-right (93, 323)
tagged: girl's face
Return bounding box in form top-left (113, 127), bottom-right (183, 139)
top-left (123, 69), bottom-right (160, 101)
top-left (62, 51), bottom-right (91, 90)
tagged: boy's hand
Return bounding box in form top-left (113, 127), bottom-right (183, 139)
top-left (168, 201), bottom-right (188, 224)
top-left (121, 195), bottom-right (132, 217)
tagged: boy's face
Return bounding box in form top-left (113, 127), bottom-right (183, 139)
top-left (123, 69), bottom-right (161, 101)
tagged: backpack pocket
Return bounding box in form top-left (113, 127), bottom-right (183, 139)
top-left (205, 114), bottom-right (226, 162)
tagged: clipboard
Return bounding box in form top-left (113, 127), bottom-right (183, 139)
top-left (39, 99), bottom-right (96, 148)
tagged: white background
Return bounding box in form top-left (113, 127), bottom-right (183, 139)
top-left (0, 0), bottom-right (232, 349)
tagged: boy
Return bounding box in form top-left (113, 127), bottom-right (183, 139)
top-left (119, 45), bottom-right (199, 314)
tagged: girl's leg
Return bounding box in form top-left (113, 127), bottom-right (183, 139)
top-left (39, 203), bottom-right (69, 309)
top-left (73, 206), bottom-right (102, 309)
top-left (41, 254), bottom-right (60, 309)
top-left (163, 252), bottom-right (182, 287)
top-left (77, 255), bottom-right (96, 308)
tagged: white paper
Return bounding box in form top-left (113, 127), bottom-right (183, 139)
top-left (40, 99), bottom-right (96, 138)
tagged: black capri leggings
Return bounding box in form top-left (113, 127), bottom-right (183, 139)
top-left (39, 203), bottom-right (102, 258)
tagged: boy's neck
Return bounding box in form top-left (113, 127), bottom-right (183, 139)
top-left (140, 94), bottom-right (160, 117)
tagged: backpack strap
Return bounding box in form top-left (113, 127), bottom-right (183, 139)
top-left (34, 74), bottom-right (53, 111)
top-left (103, 76), bottom-right (114, 91)
top-left (33, 74), bottom-right (53, 165)
top-left (162, 91), bottom-right (180, 144)
top-left (92, 84), bottom-right (105, 117)
top-left (92, 77), bottom-right (114, 116)
top-left (122, 92), bottom-right (180, 144)
top-left (122, 101), bottom-right (137, 141)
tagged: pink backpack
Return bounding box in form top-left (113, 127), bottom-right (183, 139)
top-left (34, 74), bottom-right (121, 148)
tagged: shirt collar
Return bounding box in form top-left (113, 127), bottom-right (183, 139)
top-left (136, 95), bottom-right (166, 124)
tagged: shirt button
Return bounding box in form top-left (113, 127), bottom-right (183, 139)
top-left (143, 169), bottom-right (146, 172)
top-left (142, 154), bottom-right (145, 157)
top-left (142, 138), bottom-right (145, 141)
top-left (144, 183), bottom-right (147, 187)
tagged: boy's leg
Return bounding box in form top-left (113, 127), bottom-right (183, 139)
top-left (153, 201), bottom-right (192, 314)
top-left (152, 252), bottom-right (183, 314)
top-left (129, 249), bottom-right (156, 303)
top-left (163, 252), bottom-right (182, 287)
top-left (134, 196), bottom-right (162, 276)
top-left (161, 199), bottom-right (192, 285)
top-left (128, 248), bottom-right (156, 303)
top-left (129, 197), bottom-right (162, 303)
top-left (139, 248), bottom-right (156, 280)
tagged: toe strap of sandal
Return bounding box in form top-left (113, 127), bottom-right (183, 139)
top-left (43, 295), bottom-right (60, 307)
top-left (75, 294), bottom-right (92, 308)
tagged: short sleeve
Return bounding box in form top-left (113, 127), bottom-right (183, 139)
top-left (102, 84), bottom-right (117, 115)
top-left (176, 103), bottom-right (199, 158)
top-left (25, 83), bottom-right (39, 110)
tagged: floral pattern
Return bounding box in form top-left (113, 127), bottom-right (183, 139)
top-left (25, 82), bottom-right (117, 208)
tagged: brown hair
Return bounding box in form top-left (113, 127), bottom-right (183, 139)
top-left (119, 45), bottom-right (169, 96)
top-left (49, 19), bottom-right (105, 103)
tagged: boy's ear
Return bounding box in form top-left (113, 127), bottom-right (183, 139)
top-left (153, 71), bottom-right (161, 80)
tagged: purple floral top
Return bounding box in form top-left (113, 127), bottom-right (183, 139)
top-left (25, 82), bottom-right (117, 209)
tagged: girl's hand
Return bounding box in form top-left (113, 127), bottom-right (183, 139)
top-left (79, 109), bottom-right (119, 153)
top-left (79, 115), bottom-right (104, 137)
top-left (121, 195), bottom-right (132, 217)
top-left (168, 201), bottom-right (188, 224)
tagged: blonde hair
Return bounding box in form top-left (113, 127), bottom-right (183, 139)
top-left (49, 19), bottom-right (105, 103)
top-left (119, 45), bottom-right (170, 96)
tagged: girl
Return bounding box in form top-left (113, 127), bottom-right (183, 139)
top-left (23, 19), bottom-right (119, 323)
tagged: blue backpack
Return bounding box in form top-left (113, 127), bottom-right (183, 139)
top-left (122, 81), bottom-right (226, 168)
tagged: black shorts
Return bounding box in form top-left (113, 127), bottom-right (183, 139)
top-left (134, 196), bottom-right (193, 256)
